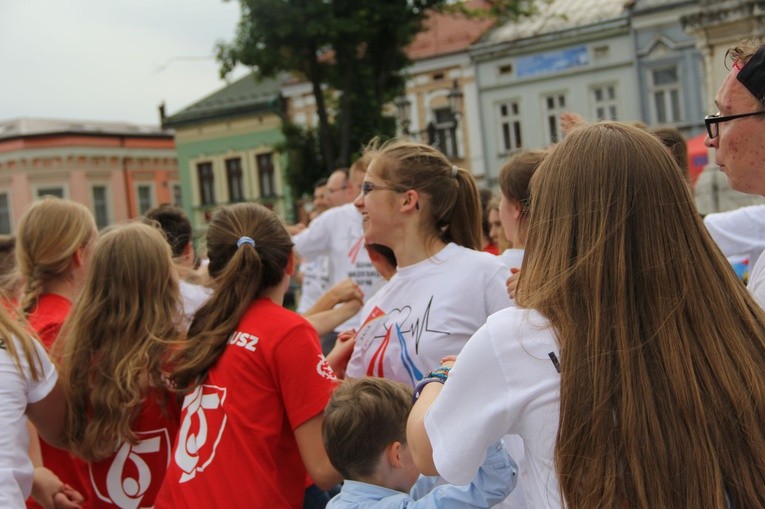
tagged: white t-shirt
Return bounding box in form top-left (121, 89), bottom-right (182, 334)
top-left (704, 205), bottom-right (765, 267)
top-left (748, 254), bottom-right (765, 308)
top-left (0, 336), bottom-right (58, 507)
top-left (179, 280), bottom-right (212, 329)
top-left (293, 203), bottom-right (385, 330)
top-left (347, 243), bottom-right (511, 387)
top-left (498, 248), bottom-right (524, 270)
top-left (425, 307), bottom-right (562, 509)
top-left (296, 256), bottom-right (330, 314)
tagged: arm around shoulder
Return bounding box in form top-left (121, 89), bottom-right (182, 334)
top-left (407, 441), bottom-right (517, 509)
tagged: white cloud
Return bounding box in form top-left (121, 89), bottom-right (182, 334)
top-left (0, 0), bottom-right (250, 125)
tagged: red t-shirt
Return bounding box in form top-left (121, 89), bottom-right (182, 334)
top-left (87, 390), bottom-right (180, 508)
top-left (155, 298), bottom-right (337, 509)
top-left (27, 293), bottom-right (94, 509)
top-left (483, 242), bottom-right (500, 256)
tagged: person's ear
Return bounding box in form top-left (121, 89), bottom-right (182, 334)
top-left (400, 190), bottom-right (420, 213)
top-left (386, 441), bottom-right (404, 468)
top-left (285, 251), bottom-right (296, 276)
top-left (72, 246), bottom-right (85, 268)
top-left (511, 200), bottom-right (523, 220)
top-left (182, 241), bottom-right (195, 266)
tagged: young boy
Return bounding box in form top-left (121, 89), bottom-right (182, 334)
top-left (322, 377), bottom-right (516, 508)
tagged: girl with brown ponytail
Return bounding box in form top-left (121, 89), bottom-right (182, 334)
top-left (156, 203), bottom-right (343, 509)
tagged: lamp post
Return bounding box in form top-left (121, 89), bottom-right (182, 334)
top-left (395, 79), bottom-right (463, 157)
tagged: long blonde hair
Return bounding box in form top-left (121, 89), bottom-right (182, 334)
top-left (518, 122), bottom-right (765, 508)
top-left (16, 197), bottom-right (95, 313)
top-left (55, 222), bottom-right (182, 462)
top-left (169, 203), bottom-right (293, 391)
top-left (0, 302), bottom-right (44, 381)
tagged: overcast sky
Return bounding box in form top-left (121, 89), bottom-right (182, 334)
top-left (0, 0), bottom-right (251, 125)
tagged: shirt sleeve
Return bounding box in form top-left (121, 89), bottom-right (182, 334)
top-left (424, 325), bottom-right (515, 485)
top-left (293, 212), bottom-right (333, 260)
top-left (272, 321), bottom-right (337, 429)
top-left (25, 337), bottom-right (58, 403)
top-left (406, 441), bottom-right (516, 509)
top-left (484, 264), bottom-right (512, 314)
top-left (704, 205), bottom-right (765, 259)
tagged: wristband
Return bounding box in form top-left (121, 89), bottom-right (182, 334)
top-left (412, 366), bottom-right (451, 402)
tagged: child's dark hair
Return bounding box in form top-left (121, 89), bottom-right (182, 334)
top-left (144, 203), bottom-right (192, 258)
top-left (322, 378), bottom-right (412, 480)
top-left (169, 203), bottom-right (293, 390)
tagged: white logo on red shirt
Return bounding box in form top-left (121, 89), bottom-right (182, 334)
top-left (90, 429), bottom-right (171, 509)
top-left (316, 355), bottom-right (336, 380)
top-left (174, 385), bottom-right (227, 483)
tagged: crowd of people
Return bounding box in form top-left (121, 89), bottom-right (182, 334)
top-left (3, 38), bottom-right (765, 509)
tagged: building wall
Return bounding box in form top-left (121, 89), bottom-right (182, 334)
top-left (171, 113), bottom-right (289, 234)
top-left (473, 26), bottom-right (637, 186)
top-left (399, 51), bottom-right (484, 178)
top-left (0, 134), bottom-right (177, 233)
top-left (633, 1), bottom-right (706, 137)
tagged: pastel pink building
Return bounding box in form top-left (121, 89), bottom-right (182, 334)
top-left (0, 118), bottom-right (179, 233)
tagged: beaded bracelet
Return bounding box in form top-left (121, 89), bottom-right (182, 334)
top-left (412, 366), bottom-right (451, 403)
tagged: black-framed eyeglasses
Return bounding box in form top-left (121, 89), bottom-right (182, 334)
top-left (361, 181), bottom-right (402, 196)
top-left (705, 111), bottom-right (765, 138)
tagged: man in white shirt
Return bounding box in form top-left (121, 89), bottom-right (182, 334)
top-left (293, 161), bottom-right (385, 345)
top-left (705, 40), bottom-right (765, 306)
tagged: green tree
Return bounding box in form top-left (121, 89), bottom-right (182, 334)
top-left (217, 0), bottom-right (533, 197)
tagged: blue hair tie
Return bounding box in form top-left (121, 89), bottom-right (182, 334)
top-left (237, 236), bottom-right (256, 249)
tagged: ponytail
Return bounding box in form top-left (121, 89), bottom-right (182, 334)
top-left (365, 139), bottom-right (482, 251)
top-left (170, 203), bottom-right (293, 391)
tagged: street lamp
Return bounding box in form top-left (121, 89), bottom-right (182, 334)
top-left (395, 79), bottom-right (463, 157)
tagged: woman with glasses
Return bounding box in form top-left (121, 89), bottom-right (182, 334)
top-left (347, 140), bottom-right (511, 387)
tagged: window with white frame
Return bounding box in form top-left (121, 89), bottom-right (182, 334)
top-left (0, 193), bottom-right (10, 235)
top-left (91, 185), bottom-right (110, 230)
top-left (257, 153), bottom-right (276, 197)
top-left (197, 162), bottom-right (215, 206)
top-left (429, 108), bottom-right (459, 159)
top-left (591, 84), bottom-right (618, 121)
top-left (650, 66), bottom-right (682, 124)
top-left (226, 157), bottom-right (244, 203)
top-left (137, 184), bottom-right (153, 215)
top-left (542, 93), bottom-right (567, 145)
top-left (498, 101), bottom-right (523, 153)
top-left (36, 186), bottom-right (64, 199)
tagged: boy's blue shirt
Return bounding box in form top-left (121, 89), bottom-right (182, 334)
top-left (326, 441), bottom-right (516, 509)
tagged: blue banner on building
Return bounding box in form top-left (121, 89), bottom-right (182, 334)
top-left (516, 46), bottom-right (589, 78)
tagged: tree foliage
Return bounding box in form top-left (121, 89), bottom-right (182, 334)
top-left (217, 0), bottom-right (533, 199)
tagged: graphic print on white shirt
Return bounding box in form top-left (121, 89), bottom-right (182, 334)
top-left (174, 385), bottom-right (227, 483)
top-left (91, 429), bottom-right (172, 509)
top-left (355, 294), bottom-right (452, 386)
top-left (347, 243), bottom-right (512, 387)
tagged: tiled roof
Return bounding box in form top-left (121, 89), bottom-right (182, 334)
top-left (483, 0), bottom-right (629, 45)
top-left (163, 73), bottom-right (285, 128)
top-left (0, 117), bottom-right (169, 140)
top-left (407, 0), bottom-right (494, 60)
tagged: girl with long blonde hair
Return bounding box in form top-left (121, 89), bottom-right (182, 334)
top-left (16, 196), bottom-right (97, 509)
top-left (408, 122), bottom-right (765, 508)
top-left (155, 202), bottom-right (343, 509)
top-left (55, 222), bottom-right (183, 509)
